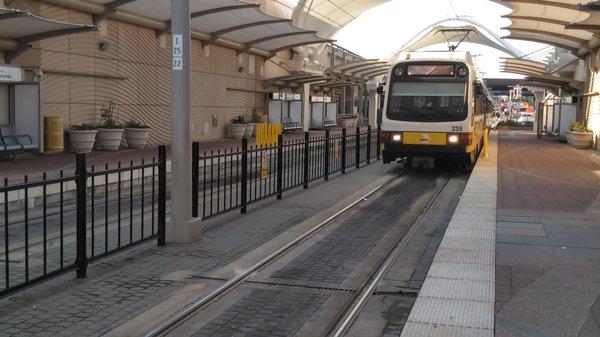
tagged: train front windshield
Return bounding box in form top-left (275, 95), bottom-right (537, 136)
top-left (387, 82), bottom-right (467, 122)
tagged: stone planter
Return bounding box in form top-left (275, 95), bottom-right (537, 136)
top-left (97, 128), bottom-right (124, 151)
top-left (339, 118), bottom-right (357, 129)
top-left (228, 124), bottom-right (246, 139)
top-left (124, 128), bottom-right (150, 149)
top-left (566, 131), bottom-right (594, 149)
top-left (244, 123), bottom-right (255, 138)
top-left (68, 129), bottom-right (97, 153)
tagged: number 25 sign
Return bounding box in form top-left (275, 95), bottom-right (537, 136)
top-left (172, 34), bottom-right (183, 71)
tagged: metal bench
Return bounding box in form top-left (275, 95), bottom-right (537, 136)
top-left (281, 118), bottom-right (302, 133)
top-left (323, 119), bottom-right (338, 128)
top-left (0, 125), bottom-right (38, 159)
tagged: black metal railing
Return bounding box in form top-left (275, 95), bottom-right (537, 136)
top-left (0, 146), bottom-right (167, 297)
top-left (193, 127), bottom-right (381, 219)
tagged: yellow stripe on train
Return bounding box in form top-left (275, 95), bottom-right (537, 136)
top-left (402, 132), bottom-right (447, 146)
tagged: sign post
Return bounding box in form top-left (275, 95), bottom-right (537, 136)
top-left (168, 0), bottom-right (202, 243)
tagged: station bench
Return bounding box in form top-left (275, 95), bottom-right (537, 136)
top-left (0, 125), bottom-right (38, 160)
top-left (323, 119), bottom-right (338, 128)
top-left (282, 118), bottom-right (302, 133)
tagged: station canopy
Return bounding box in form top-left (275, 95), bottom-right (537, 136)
top-left (325, 59), bottom-right (390, 81)
top-left (500, 57), bottom-right (581, 93)
top-left (503, 0), bottom-right (600, 56)
top-left (71, 0), bottom-right (332, 57)
top-left (0, 8), bottom-right (97, 62)
top-left (264, 73), bottom-right (329, 88)
top-left (292, 0), bottom-right (388, 39)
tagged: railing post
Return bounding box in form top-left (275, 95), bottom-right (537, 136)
top-left (367, 125), bottom-right (372, 164)
top-left (241, 138), bottom-right (248, 214)
top-left (192, 142), bottom-right (199, 218)
top-left (158, 145), bottom-right (166, 246)
top-left (324, 129), bottom-right (330, 181)
top-left (355, 126), bottom-right (360, 168)
top-left (341, 128), bottom-right (347, 174)
top-left (75, 153), bottom-right (88, 278)
top-left (376, 124), bottom-right (381, 160)
top-left (303, 131), bottom-right (309, 189)
top-left (276, 134), bottom-right (284, 200)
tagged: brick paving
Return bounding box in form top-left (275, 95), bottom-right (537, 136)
top-left (0, 161), bottom-right (394, 336)
top-left (193, 288), bottom-right (330, 337)
top-left (270, 174), bottom-right (438, 284)
top-left (495, 130), bottom-right (600, 337)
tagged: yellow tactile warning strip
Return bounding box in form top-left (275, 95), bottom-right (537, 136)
top-left (401, 132), bottom-right (498, 337)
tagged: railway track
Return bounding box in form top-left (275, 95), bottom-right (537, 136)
top-left (143, 181), bottom-right (392, 337)
top-left (140, 168), bottom-right (459, 337)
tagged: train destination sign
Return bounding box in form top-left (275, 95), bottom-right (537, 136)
top-left (407, 65), bottom-right (455, 76)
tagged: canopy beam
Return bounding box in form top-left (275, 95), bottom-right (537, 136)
top-left (5, 26), bottom-right (97, 63)
top-left (156, 4), bottom-right (262, 37)
top-left (93, 0), bottom-right (138, 23)
top-left (208, 19), bottom-right (292, 42)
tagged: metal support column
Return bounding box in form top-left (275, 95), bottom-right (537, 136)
top-left (168, 0), bottom-right (202, 243)
top-left (557, 86), bottom-right (563, 139)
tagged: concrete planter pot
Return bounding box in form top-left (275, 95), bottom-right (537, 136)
top-left (97, 128), bottom-right (124, 151)
top-left (228, 124), bottom-right (246, 139)
top-left (124, 128), bottom-right (150, 149)
top-left (244, 123), bottom-right (255, 138)
top-left (68, 129), bottom-right (97, 153)
top-left (339, 118), bottom-right (357, 129)
top-left (566, 131), bottom-right (594, 149)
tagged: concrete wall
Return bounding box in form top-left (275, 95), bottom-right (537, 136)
top-left (5, 0), bottom-right (287, 145)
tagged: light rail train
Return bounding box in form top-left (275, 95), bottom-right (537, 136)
top-left (379, 51), bottom-right (493, 170)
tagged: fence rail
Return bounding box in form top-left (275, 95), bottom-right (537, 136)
top-left (0, 146), bottom-right (167, 297)
top-left (0, 126), bottom-right (382, 297)
top-left (193, 126), bottom-right (381, 219)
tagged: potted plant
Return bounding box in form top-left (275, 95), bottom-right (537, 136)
top-left (68, 123), bottom-right (97, 153)
top-left (246, 108), bottom-right (262, 137)
top-left (228, 115), bottom-right (247, 139)
top-left (124, 120), bottom-right (151, 149)
top-left (96, 101), bottom-right (124, 151)
top-left (566, 122), bottom-right (594, 149)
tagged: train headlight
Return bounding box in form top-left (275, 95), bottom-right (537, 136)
top-left (447, 134), bottom-right (460, 144)
top-left (392, 133), bottom-right (402, 142)
top-left (457, 66), bottom-right (468, 77)
top-left (394, 67), bottom-right (404, 77)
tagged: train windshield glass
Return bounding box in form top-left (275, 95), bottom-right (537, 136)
top-left (387, 82), bottom-right (467, 122)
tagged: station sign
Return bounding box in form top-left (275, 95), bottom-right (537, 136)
top-left (172, 34), bottom-right (183, 71)
top-left (0, 66), bottom-right (23, 83)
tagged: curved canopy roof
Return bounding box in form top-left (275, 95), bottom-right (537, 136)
top-left (0, 8), bottom-right (97, 62)
top-left (502, 0), bottom-right (600, 56)
top-left (292, 0), bottom-right (388, 39)
top-left (43, 0), bottom-right (331, 57)
top-left (387, 17), bottom-right (524, 61)
top-left (500, 56), bottom-right (582, 92)
top-left (325, 60), bottom-right (390, 80)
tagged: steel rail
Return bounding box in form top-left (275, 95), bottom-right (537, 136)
top-left (329, 174), bottom-right (455, 337)
top-left (143, 181), bottom-right (396, 337)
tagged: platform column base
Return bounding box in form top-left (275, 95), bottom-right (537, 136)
top-left (166, 218), bottom-right (203, 243)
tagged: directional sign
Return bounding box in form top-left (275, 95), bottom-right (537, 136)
top-left (172, 34), bottom-right (183, 71)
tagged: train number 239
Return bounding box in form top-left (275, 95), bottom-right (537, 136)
top-left (451, 126), bottom-right (463, 132)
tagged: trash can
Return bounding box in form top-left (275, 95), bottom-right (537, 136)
top-left (44, 116), bottom-right (64, 154)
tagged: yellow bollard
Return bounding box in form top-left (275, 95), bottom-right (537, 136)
top-left (483, 128), bottom-right (489, 159)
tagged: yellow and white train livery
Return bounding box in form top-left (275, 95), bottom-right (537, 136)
top-left (380, 51), bottom-right (493, 169)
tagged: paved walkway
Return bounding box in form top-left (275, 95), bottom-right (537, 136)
top-left (0, 129), bottom-right (351, 180)
top-left (0, 161), bottom-right (398, 337)
top-left (495, 131), bottom-right (600, 337)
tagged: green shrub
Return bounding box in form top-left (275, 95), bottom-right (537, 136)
top-left (124, 120), bottom-right (150, 129)
top-left (98, 101), bottom-right (122, 129)
top-left (569, 121), bottom-right (592, 133)
top-left (70, 123), bottom-right (96, 130)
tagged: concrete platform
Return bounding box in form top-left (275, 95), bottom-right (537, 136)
top-left (402, 130), bottom-right (600, 337)
top-left (401, 132), bottom-right (498, 337)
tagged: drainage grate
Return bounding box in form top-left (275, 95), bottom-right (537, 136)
top-left (372, 289), bottom-right (419, 297)
top-left (243, 280), bottom-right (357, 293)
top-left (187, 275), bottom-right (228, 281)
